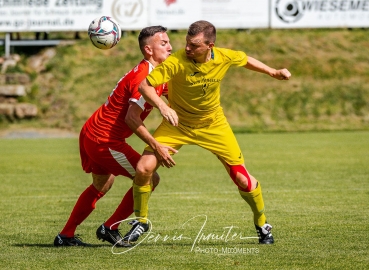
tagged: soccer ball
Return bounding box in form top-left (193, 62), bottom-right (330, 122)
top-left (88, 16), bottom-right (121, 50)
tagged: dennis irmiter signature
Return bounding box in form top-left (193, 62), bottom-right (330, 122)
top-left (111, 215), bottom-right (258, 255)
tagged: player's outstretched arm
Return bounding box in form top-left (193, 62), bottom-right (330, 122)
top-left (139, 79), bottom-right (179, 126)
top-left (244, 56), bottom-right (291, 80)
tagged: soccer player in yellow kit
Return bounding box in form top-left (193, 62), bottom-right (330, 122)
top-left (122, 20), bottom-right (291, 245)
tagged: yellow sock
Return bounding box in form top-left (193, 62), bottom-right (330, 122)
top-left (239, 182), bottom-right (266, 227)
top-left (133, 183), bottom-right (152, 224)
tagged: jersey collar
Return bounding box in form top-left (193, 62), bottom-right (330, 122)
top-left (144, 59), bottom-right (155, 72)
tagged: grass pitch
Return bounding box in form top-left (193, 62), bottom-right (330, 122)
top-left (0, 131), bottom-right (368, 269)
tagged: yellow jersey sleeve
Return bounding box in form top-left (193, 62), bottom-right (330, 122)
top-left (146, 54), bottom-right (180, 87)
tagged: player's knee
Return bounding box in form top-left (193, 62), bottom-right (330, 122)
top-left (228, 164), bottom-right (253, 192)
top-left (233, 175), bottom-right (246, 189)
top-left (104, 177), bottom-right (115, 193)
top-left (136, 162), bottom-right (152, 177)
top-left (135, 163), bottom-right (154, 186)
top-left (235, 173), bottom-right (258, 192)
top-left (92, 173), bottom-right (115, 193)
top-left (136, 158), bottom-right (156, 176)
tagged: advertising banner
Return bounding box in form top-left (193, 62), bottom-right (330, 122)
top-left (2, 0), bottom-right (367, 32)
top-left (0, 0), bottom-right (269, 32)
top-left (0, 0), bottom-right (149, 32)
top-left (271, 0), bottom-right (369, 28)
top-left (149, 0), bottom-right (270, 29)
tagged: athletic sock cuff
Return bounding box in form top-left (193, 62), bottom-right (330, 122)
top-left (89, 184), bottom-right (105, 198)
top-left (239, 181), bottom-right (261, 198)
top-left (133, 183), bottom-right (152, 193)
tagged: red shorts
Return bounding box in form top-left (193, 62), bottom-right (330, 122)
top-left (79, 127), bottom-right (141, 178)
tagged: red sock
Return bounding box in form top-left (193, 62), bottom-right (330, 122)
top-left (104, 187), bottom-right (134, 230)
top-left (60, 184), bottom-right (104, 237)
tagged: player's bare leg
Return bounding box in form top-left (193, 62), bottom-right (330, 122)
top-left (219, 159), bottom-right (274, 244)
top-left (121, 151), bottom-right (160, 246)
top-left (135, 151), bottom-right (159, 185)
top-left (220, 160), bottom-right (257, 191)
top-left (92, 173), bottom-right (115, 193)
top-left (133, 151), bottom-right (160, 221)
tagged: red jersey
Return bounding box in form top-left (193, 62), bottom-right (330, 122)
top-left (84, 59), bottom-right (167, 143)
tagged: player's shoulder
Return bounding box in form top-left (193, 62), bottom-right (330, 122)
top-left (124, 59), bottom-right (151, 79)
top-left (118, 59), bottom-right (150, 87)
top-left (214, 47), bottom-right (238, 56)
top-left (213, 47), bottom-right (247, 62)
top-left (133, 59), bottom-right (151, 73)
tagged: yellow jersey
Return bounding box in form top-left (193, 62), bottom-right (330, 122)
top-left (146, 47), bottom-right (248, 127)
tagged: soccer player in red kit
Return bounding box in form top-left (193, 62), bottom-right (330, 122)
top-left (54, 26), bottom-right (176, 247)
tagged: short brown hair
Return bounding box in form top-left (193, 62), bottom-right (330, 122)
top-left (187, 20), bottom-right (216, 44)
top-left (138, 26), bottom-right (167, 54)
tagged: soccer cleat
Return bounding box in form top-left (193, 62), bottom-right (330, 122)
top-left (96, 224), bottom-right (126, 247)
top-left (122, 220), bottom-right (149, 247)
top-left (255, 223), bottom-right (274, 244)
top-left (54, 234), bottom-right (89, 247)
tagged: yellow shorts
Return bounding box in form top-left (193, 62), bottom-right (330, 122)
top-left (145, 112), bottom-right (244, 165)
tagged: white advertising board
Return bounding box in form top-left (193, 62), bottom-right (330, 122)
top-left (0, 0), bottom-right (269, 32)
top-left (0, 0), bottom-right (149, 32)
top-left (149, 0), bottom-right (270, 29)
top-left (3, 0), bottom-right (367, 32)
top-left (271, 0), bottom-right (369, 28)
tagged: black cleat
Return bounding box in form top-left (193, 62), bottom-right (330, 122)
top-left (255, 223), bottom-right (274, 244)
top-left (122, 220), bottom-right (149, 247)
top-left (96, 224), bottom-right (126, 247)
top-left (54, 234), bottom-right (89, 247)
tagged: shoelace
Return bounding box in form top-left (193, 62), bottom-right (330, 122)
top-left (127, 220), bottom-right (139, 226)
top-left (110, 229), bottom-right (123, 238)
top-left (125, 220), bottom-right (147, 240)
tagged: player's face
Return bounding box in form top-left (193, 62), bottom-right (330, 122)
top-left (150, 32), bottom-right (172, 64)
top-left (185, 33), bottom-right (212, 61)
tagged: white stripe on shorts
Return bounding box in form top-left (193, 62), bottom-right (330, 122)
top-left (109, 148), bottom-right (136, 177)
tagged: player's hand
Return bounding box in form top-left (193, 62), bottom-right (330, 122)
top-left (274, 68), bottom-right (291, 80)
top-left (160, 106), bottom-right (179, 126)
top-left (154, 145), bottom-right (178, 168)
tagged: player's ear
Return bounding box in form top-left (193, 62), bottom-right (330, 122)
top-left (208, 42), bottom-right (214, 49)
top-left (144, 45), bottom-right (153, 56)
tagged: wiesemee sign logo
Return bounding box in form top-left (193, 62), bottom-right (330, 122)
top-left (275, 0), bottom-right (369, 24)
top-left (275, 0), bottom-right (305, 23)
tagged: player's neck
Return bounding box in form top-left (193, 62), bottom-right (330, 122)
top-left (146, 58), bottom-right (158, 67)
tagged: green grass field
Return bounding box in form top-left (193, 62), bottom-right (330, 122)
top-left (0, 132), bottom-right (368, 269)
